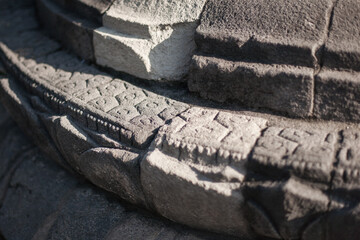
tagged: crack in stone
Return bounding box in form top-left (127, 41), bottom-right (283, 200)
top-left (310, 0), bottom-right (339, 116)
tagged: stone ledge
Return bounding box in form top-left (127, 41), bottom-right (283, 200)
top-left (2, 0), bottom-right (360, 239)
top-left (0, 106), bottom-right (239, 240)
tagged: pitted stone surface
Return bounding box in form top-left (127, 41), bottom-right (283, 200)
top-left (244, 179), bottom-right (332, 239)
top-left (93, 23), bottom-right (198, 81)
top-left (0, 6), bottom-right (189, 147)
top-left (0, 109), bottom-right (239, 240)
top-left (141, 149), bottom-right (254, 238)
top-left (93, 0), bottom-right (206, 81)
top-left (189, 55), bottom-right (314, 117)
top-left (323, 0), bottom-right (360, 71)
top-left (3, 0), bottom-right (360, 238)
top-left (250, 126), bottom-right (337, 182)
top-left (195, 0), bottom-right (334, 67)
top-left (314, 69), bottom-right (360, 122)
top-left (36, 0), bottom-right (98, 61)
top-left (154, 107), bottom-right (267, 166)
top-left (104, 0), bottom-right (207, 26)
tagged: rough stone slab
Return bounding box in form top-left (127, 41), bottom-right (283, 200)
top-left (0, 150), bottom-right (78, 240)
top-left (36, 0), bottom-right (98, 61)
top-left (0, 110), bottom-right (242, 240)
top-left (314, 69), bottom-right (360, 122)
top-left (95, 0), bottom-right (207, 81)
top-left (250, 126), bottom-right (337, 182)
top-left (44, 186), bottom-right (126, 240)
top-left (189, 55), bottom-right (314, 117)
top-left (141, 148), bottom-right (254, 238)
top-left (93, 24), bottom-right (197, 81)
top-left (0, 20), bottom-right (189, 148)
top-left (52, 0), bottom-right (114, 24)
top-left (0, 78), bottom-right (72, 170)
top-left (196, 0), bottom-right (334, 67)
top-left (104, 0), bottom-right (206, 27)
top-left (78, 147), bottom-right (146, 205)
top-left (0, 75), bottom-right (146, 205)
top-left (322, 0), bottom-right (360, 71)
top-left (154, 107), bottom-right (267, 167)
top-left (244, 179), bottom-right (331, 239)
top-left (302, 204), bottom-right (360, 240)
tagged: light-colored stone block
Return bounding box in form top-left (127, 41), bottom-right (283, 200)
top-left (94, 24), bottom-right (197, 81)
top-left (93, 0), bottom-right (207, 81)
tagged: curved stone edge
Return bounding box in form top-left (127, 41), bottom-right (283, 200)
top-left (3, 68), bottom-right (360, 239)
top-left (0, 105), bottom-right (240, 240)
top-left (1, 3), bottom-right (360, 238)
top-left (0, 40), bottom-right (188, 149)
top-left (35, 0), bottom-right (203, 81)
top-left (189, 0), bottom-right (360, 123)
top-left (33, 0), bottom-right (360, 122)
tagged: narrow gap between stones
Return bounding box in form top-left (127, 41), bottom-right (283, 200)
top-left (310, 0), bottom-right (339, 115)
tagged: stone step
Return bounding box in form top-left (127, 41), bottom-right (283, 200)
top-left (36, 0), bottom-right (99, 61)
top-left (0, 106), bottom-right (238, 240)
top-left (51, 0), bottom-right (113, 24)
top-left (195, 0), bottom-right (334, 68)
top-left (189, 55), bottom-right (314, 117)
top-left (2, 1), bottom-right (360, 239)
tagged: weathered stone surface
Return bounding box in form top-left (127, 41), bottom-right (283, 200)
top-left (0, 109), bottom-right (241, 240)
top-left (36, 0), bottom-right (98, 61)
top-left (322, 0), bottom-right (360, 71)
top-left (333, 129), bottom-right (360, 190)
top-left (195, 0), bottom-right (334, 67)
top-left (250, 126), bottom-right (337, 182)
top-left (189, 55), bottom-right (314, 117)
top-left (244, 179), bottom-right (331, 239)
top-left (140, 107), bottom-right (268, 237)
top-left (104, 0), bottom-right (206, 27)
top-left (155, 107), bottom-right (267, 166)
top-left (141, 149), bottom-right (254, 238)
top-left (79, 147), bottom-right (145, 205)
top-left (52, 0), bottom-right (113, 24)
top-left (93, 23), bottom-right (197, 81)
top-left (93, 0), bottom-right (207, 81)
top-left (0, 78), bottom-right (71, 170)
top-left (0, 150), bottom-right (78, 240)
top-left (314, 69), bottom-right (360, 122)
top-left (303, 204), bottom-right (360, 240)
top-left (0, 8), bottom-right (189, 148)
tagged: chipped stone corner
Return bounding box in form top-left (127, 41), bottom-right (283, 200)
top-left (93, 0), bottom-right (207, 81)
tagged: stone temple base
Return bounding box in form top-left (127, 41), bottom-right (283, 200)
top-left (1, 0), bottom-right (360, 239)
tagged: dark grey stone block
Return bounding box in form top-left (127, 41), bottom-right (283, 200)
top-left (0, 152), bottom-right (78, 240)
top-left (195, 0), bottom-right (334, 67)
top-left (189, 55), bottom-right (313, 117)
top-left (314, 69), bottom-right (360, 122)
top-left (244, 179), bottom-right (330, 240)
top-left (51, 0), bottom-right (114, 24)
top-left (36, 0), bottom-right (98, 61)
top-left (323, 0), bottom-right (360, 71)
